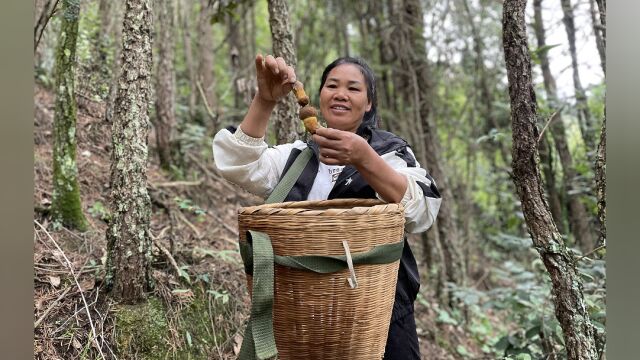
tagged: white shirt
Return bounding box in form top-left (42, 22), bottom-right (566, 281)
top-left (212, 126), bottom-right (441, 234)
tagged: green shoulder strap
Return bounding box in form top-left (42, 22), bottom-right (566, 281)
top-left (265, 147), bottom-right (313, 204)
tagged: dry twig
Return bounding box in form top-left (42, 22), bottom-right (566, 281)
top-left (34, 287), bottom-right (72, 329)
top-left (537, 106), bottom-right (564, 144)
top-left (34, 220), bottom-right (106, 360)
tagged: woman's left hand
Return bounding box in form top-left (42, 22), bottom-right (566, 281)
top-left (312, 127), bottom-right (372, 166)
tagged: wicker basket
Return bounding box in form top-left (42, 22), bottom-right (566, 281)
top-left (238, 198), bottom-right (405, 360)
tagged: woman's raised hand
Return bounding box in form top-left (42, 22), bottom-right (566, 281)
top-left (254, 54), bottom-right (297, 103)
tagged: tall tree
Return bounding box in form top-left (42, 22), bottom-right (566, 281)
top-left (228, 2), bottom-right (248, 110)
top-left (594, 0), bottom-right (606, 248)
top-left (460, 0), bottom-right (510, 166)
top-left (538, 132), bottom-right (566, 234)
top-left (197, 0), bottom-right (218, 130)
top-left (50, 0), bottom-right (88, 231)
top-left (534, 0), bottom-right (595, 253)
top-left (588, 0), bottom-right (605, 75)
top-left (502, 1), bottom-right (598, 358)
top-left (34, 0), bottom-right (57, 54)
top-left (104, 2), bottom-right (124, 123)
top-left (394, 0), bottom-right (466, 291)
top-left (178, 0), bottom-right (197, 119)
top-left (595, 117), bottom-right (605, 248)
top-left (560, 0), bottom-right (595, 152)
top-left (154, 0), bottom-right (177, 171)
top-left (106, 0), bottom-right (154, 303)
top-left (267, 0), bottom-right (301, 144)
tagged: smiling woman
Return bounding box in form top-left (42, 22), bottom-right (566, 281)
top-left (212, 54), bottom-right (443, 360)
top-left (319, 63), bottom-right (372, 132)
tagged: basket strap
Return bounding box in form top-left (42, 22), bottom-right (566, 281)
top-left (239, 238), bottom-right (404, 275)
top-left (238, 230), bottom-right (404, 360)
top-left (265, 147), bottom-right (313, 204)
top-left (239, 230), bottom-right (277, 360)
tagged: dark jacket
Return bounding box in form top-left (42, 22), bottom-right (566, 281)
top-left (278, 124), bottom-right (438, 324)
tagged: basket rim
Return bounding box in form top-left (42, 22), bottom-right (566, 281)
top-left (238, 198), bottom-right (404, 216)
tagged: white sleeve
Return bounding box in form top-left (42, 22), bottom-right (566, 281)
top-left (376, 148), bottom-right (442, 234)
top-left (211, 127), bottom-right (307, 198)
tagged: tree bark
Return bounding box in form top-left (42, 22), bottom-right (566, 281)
top-left (594, 0), bottom-right (606, 249)
top-left (51, 0), bottom-right (88, 231)
top-left (502, 1), bottom-right (598, 358)
top-left (397, 0), bottom-right (466, 291)
top-left (106, 0), bottom-right (154, 303)
top-left (154, 0), bottom-right (177, 171)
top-left (228, 4), bottom-right (246, 111)
top-left (34, 0), bottom-right (55, 53)
top-left (595, 116), bottom-right (605, 247)
top-left (197, 0), bottom-right (217, 130)
top-left (104, 2), bottom-right (124, 123)
top-left (560, 0), bottom-right (595, 152)
top-left (179, 0), bottom-right (197, 119)
top-left (267, 0), bottom-right (301, 144)
top-left (538, 132), bottom-right (566, 234)
top-left (588, 0), bottom-right (605, 75)
top-left (534, 0), bottom-right (595, 253)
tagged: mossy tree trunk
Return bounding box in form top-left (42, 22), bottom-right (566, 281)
top-left (533, 0), bottom-right (595, 254)
top-left (502, 1), bottom-right (598, 358)
top-left (154, 0), bottom-right (177, 171)
top-left (267, 0), bottom-right (301, 144)
top-left (51, 0), bottom-right (88, 232)
top-left (106, 0), bottom-right (153, 304)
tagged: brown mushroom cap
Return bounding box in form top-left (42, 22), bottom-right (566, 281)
top-left (299, 105), bottom-right (317, 120)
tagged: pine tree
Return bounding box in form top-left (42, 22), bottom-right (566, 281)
top-left (106, 0), bottom-right (154, 303)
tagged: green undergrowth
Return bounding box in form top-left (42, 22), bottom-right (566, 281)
top-left (113, 285), bottom-right (236, 359)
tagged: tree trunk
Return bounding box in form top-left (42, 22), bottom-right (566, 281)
top-left (105, 2), bottom-right (124, 123)
top-left (595, 116), bottom-right (605, 247)
top-left (398, 0), bottom-right (466, 291)
top-left (588, 0), bottom-right (605, 75)
top-left (539, 132), bottom-right (566, 234)
top-left (34, 0), bottom-right (54, 54)
top-left (106, 0), bottom-right (154, 303)
top-left (594, 0), bottom-right (606, 248)
top-left (179, 0), bottom-right (197, 119)
top-left (267, 0), bottom-right (301, 144)
top-left (502, 1), bottom-right (598, 358)
top-left (534, 0), bottom-right (595, 253)
top-left (461, 0), bottom-right (510, 166)
top-left (228, 5), bottom-right (246, 111)
top-left (154, 0), bottom-right (176, 171)
top-left (51, 0), bottom-right (88, 231)
top-left (560, 0), bottom-right (595, 153)
top-left (197, 0), bottom-right (217, 130)
top-left (422, 225), bottom-right (449, 305)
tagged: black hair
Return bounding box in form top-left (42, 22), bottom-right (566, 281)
top-left (318, 57), bottom-right (379, 130)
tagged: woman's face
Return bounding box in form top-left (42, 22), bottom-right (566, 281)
top-left (319, 64), bottom-right (371, 133)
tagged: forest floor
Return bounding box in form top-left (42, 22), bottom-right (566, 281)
top-left (33, 84), bottom-right (482, 359)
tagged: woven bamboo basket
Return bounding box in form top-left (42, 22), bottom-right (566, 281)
top-left (238, 198), bottom-right (405, 360)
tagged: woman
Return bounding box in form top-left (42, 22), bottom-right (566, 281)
top-left (213, 54), bottom-right (442, 359)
